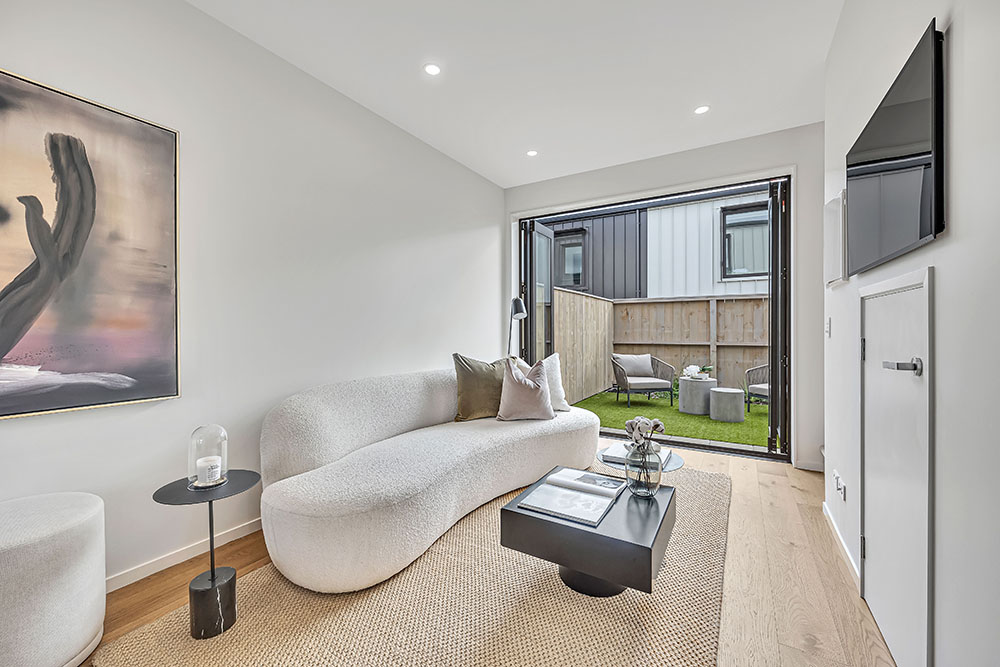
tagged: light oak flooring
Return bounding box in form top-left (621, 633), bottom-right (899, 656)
top-left (86, 445), bottom-right (895, 666)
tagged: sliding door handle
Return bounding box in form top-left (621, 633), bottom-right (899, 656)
top-left (882, 357), bottom-right (923, 376)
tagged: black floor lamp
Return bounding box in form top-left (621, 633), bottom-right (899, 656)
top-left (506, 297), bottom-right (527, 358)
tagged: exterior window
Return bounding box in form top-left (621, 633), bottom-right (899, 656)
top-left (721, 202), bottom-right (769, 279)
top-left (554, 232), bottom-right (586, 290)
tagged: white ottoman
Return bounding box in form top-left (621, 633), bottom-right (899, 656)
top-left (0, 492), bottom-right (105, 667)
top-left (710, 387), bottom-right (746, 423)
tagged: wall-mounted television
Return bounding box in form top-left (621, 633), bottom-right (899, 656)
top-left (846, 19), bottom-right (944, 276)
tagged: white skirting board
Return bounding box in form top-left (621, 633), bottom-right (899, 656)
top-left (105, 517), bottom-right (261, 592)
top-left (822, 501), bottom-right (860, 590)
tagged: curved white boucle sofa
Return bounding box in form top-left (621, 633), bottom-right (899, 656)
top-left (260, 368), bottom-right (599, 593)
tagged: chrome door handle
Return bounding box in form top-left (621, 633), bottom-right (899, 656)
top-left (882, 357), bottom-right (923, 376)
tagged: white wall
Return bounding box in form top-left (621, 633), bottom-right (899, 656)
top-left (0, 0), bottom-right (504, 587)
top-left (823, 1), bottom-right (1000, 662)
top-left (647, 191), bottom-right (770, 298)
top-left (506, 123), bottom-right (825, 470)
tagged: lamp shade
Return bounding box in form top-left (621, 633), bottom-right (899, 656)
top-left (511, 297), bottom-right (527, 320)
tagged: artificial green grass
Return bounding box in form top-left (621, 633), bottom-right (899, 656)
top-left (573, 391), bottom-right (769, 447)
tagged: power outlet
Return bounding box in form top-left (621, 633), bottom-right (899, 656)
top-left (832, 470), bottom-right (847, 501)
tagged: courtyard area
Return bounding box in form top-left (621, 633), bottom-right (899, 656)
top-left (573, 390), bottom-right (769, 447)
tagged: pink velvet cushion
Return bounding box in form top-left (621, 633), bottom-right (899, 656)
top-left (497, 358), bottom-right (555, 421)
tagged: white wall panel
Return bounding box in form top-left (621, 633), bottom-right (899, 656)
top-left (647, 192), bottom-right (769, 298)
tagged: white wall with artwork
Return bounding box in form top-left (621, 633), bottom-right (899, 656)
top-left (0, 0), bottom-right (505, 588)
top-left (0, 72), bottom-right (178, 419)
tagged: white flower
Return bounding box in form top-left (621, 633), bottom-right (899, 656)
top-left (683, 364), bottom-right (702, 378)
top-left (625, 416), bottom-right (665, 447)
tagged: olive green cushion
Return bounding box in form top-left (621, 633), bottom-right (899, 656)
top-left (453, 353), bottom-right (504, 421)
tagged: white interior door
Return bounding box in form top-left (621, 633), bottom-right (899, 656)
top-left (861, 268), bottom-right (933, 667)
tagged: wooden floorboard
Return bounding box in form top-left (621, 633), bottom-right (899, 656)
top-left (84, 444), bottom-right (894, 666)
top-left (758, 470), bottom-right (849, 664)
top-left (85, 531), bottom-right (271, 666)
top-left (717, 455), bottom-right (781, 667)
top-left (778, 643), bottom-right (849, 667)
top-left (798, 504), bottom-right (895, 667)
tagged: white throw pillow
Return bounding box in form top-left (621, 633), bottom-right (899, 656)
top-left (515, 353), bottom-right (571, 412)
top-left (498, 358), bottom-right (555, 421)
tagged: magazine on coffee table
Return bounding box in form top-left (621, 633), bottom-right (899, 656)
top-left (517, 469), bottom-right (626, 527)
top-left (601, 441), bottom-right (672, 468)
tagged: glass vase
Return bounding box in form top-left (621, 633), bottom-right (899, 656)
top-left (625, 444), bottom-right (662, 497)
top-left (188, 424), bottom-right (229, 490)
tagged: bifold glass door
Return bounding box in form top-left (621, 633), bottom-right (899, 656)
top-left (519, 177), bottom-right (792, 461)
top-left (768, 177), bottom-right (791, 456)
top-left (519, 220), bottom-right (553, 363)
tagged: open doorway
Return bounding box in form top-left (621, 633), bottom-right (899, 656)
top-left (518, 178), bottom-right (791, 459)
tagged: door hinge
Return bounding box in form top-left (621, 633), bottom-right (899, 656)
top-left (861, 534), bottom-right (866, 559)
top-left (781, 354), bottom-right (789, 368)
top-left (519, 282), bottom-right (527, 298)
top-left (861, 337), bottom-right (866, 361)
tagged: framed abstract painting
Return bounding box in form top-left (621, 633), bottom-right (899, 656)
top-left (0, 69), bottom-right (178, 419)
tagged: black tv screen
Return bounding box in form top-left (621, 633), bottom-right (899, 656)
top-left (846, 19), bottom-right (944, 276)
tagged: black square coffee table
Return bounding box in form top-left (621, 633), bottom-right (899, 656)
top-left (500, 466), bottom-right (676, 596)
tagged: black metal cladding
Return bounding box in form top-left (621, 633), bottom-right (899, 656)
top-left (541, 210), bottom-right (647, 300)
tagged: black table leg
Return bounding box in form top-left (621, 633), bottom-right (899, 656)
top-left (209, 499), bottom-right (215, 579)
top-left (558, 566), bottom-right (626, 597)
top-left (189, 500), bottom-right (236, 639)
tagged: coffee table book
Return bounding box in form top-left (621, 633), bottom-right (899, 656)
top-left (516, 469), bottom-right (625, 527)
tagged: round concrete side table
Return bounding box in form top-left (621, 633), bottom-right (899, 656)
top-left (710, 387), bottom-right (745, 422)
top-left (678, 376), bottom-right (717, 415)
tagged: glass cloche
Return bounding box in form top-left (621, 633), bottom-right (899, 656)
top-left (188, 424), bottom-right (229, 489)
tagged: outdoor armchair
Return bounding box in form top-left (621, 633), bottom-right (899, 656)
top-left (745, 363), bottom-right (770, 412)
top-left (611, 353), bottom-right (676, 408)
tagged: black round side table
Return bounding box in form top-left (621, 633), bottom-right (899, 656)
top-left (153, 469), bottom-right (261, 639)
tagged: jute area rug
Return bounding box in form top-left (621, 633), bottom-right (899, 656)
top-left (94, 460), bottom-right (731, 666)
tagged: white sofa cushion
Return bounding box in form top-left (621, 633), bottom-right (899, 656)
top-left (515, 353), bottom-right (571, 411)
top-left (749, 383), bottom-right (770, 396)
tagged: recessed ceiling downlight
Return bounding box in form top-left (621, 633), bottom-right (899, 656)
top-left (694, 105), bottom-right (711, 115)
top-left (526, 150), bottom-right (538, 157)
top-left (423, 63), bottom-right (441, 76)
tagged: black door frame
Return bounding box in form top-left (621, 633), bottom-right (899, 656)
top-left (518, 219), bottom-right (554, 363)
top-left (519, 176), bottom-right (792, 462)
top-left (768, 177), bottom-right (792, 458)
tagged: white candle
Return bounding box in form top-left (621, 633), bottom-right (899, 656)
top-left (196, 456), bottom-right (222, 485)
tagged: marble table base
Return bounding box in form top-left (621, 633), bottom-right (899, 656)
top-left (189, 566), bottom-right (236, 639)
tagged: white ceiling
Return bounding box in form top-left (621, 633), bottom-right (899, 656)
top-left (187, 0), bottom-right (844, 188)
